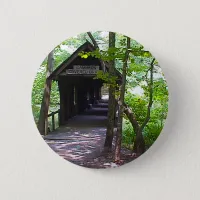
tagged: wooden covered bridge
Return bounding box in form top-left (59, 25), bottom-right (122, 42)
top-left (37, 41), bottom-right (120, 136)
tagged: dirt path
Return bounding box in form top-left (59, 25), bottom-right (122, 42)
top-left (43, 106), bottom-right (136, 168)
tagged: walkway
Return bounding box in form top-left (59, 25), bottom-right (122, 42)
top-left (44, 99), bottom-right (134, 168)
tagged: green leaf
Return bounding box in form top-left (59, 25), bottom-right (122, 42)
top-left (81, 54), bottom-right (89, 59)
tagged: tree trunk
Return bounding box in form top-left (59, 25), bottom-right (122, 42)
top-left (114, 37), bottom-right (130, 162)
top-left (104, 32), bottom-right (116, 152)
top-left (37, 51), bottom-right (54, 135)
top-left (114, 57), bottom-right (155, 155)
top-left (133, 58), bottom-right (155, 154)
top-left (133, 129), bottom-right (145, 155)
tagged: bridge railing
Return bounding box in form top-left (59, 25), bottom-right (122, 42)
top-left (48, 109), bottom-right (60, 132)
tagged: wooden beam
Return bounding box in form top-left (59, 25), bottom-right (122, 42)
top-left (52, 113), bottom-right (55, 131)
top-left (37, 51), bottom-right (54, 135)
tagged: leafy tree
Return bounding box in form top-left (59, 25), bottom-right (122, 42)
top-left (79, 32), bottom-right (167, 155)
top-left (115, 36), bottom-right (130, 162)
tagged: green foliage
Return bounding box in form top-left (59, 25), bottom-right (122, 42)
top-left (125, 93), bottom-right (149, 125)
top-left (144, 122), bottom-right (163, 148)
top-left (94, 70), bottom-right (118, 87)
top-left (122, 119), bottom-right (134, 149)
top-left (31, 32), bottom-right (90, 123)
top-left (31, 66), bottom-right (60, 123)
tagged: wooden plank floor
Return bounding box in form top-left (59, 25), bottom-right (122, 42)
top-left (43, 100), bottom-right (115, 168)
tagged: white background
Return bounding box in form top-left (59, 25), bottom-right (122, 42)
top-left (0, 0), bottom-right (200, 199)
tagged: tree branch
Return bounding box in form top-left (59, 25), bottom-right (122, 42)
top-left (114, 98), bottom-right (140, 132)
top-left (123, 103), bottom-right (140, 131)
top-left (87, 32), bottom-right (99, 49)
top-left (87, 32), bottom-right (106, 72)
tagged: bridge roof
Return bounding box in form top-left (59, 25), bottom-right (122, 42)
top-left (48, 41), bottom-right (96, 80)
top-left (48, 41), bottom-right (122, 82)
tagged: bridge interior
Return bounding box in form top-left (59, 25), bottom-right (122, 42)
top-left (46, 41), bottom-right (116, 131)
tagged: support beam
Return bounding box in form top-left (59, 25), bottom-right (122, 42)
top-left (99, 87), bottom-right (102, 100)
top-left (37, 51), bottom-right (54, 135)
top-left (89, 87), bottom-right (95, 105)
top-left (95, 87), bottom-right (100, 101)
top-left (58, 80), bottom-right (66, 125)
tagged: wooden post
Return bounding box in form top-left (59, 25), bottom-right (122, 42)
top-left (38, 50), bottom-right (54, 135)
top-left (58, 109), bottom-right (61, 126)
top-left (52, 113), bottom-right (55, 131)
top-left (94, 87), bottom-right (99, 102)
top-left (99, 87), bottom-right (102, 100)
top-left (89, 87), bottom-right (95, 104)
top-left (58, 81), bottom-right (66, 125)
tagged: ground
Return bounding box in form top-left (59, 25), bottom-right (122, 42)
top-left (43, 101), bottom-right (137, 169)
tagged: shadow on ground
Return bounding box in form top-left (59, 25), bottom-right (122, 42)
top-left (44, 106), bottom-right (137, 168)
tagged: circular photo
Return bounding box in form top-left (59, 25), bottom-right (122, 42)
top-left (32, 31), bottom-right (169, 169)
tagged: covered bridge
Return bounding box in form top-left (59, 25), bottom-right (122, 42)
top-left (38, 41), bottom-right (120, 135)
